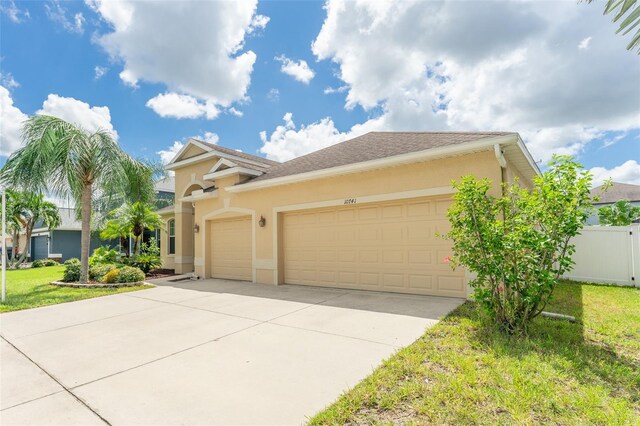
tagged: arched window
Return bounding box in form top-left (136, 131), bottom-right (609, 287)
top-left (168, 219), bottom-right (176, 255)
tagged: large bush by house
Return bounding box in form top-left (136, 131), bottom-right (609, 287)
top-left (89, 247), bottom-right (119, 266)
top-left (63, 260), bottom-right (81, 282)
top-left (90, 264), bottom-right (118, 282)
top-left (115, 266), bottom-right (145, 283)
top-left (445, 155), bottom-right (594, 334)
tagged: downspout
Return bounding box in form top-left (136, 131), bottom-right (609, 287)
top-left (494, 144), bottom-right (507, 195)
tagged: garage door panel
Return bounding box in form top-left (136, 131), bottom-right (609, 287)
top-left (283, 196), bottom-right (465, 297)
top-left (211, 217), bottom-right (252, 281)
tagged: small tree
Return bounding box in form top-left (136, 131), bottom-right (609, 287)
top-left (598, 199), bottom-right (640, 226)
top-left (445, 156), bottom-right (594, 334)
top-left (100, 202), bottom-right (163, 255)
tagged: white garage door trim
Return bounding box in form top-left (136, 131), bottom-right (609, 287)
top-left (202, 207), bottom-right (256, 282)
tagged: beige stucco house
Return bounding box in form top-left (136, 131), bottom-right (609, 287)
top-left (158, 132), bottom-right (538, 298)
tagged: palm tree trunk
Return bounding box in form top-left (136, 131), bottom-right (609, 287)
top-left (80, 184), bottom-right (92, 282)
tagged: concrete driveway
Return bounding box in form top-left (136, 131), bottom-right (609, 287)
top-left (0, 277), bottom-right (463, 425)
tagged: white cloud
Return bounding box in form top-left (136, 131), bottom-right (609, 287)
top-left (45, 1), bottom-right (85, 34)
top-left (0, 0), bottom-right (29, 23)
top-left (270, 0), bottom-right (640, 164)
top-left (0, 73), bottom-right (19, 90)
top-left (146, 93), bottom-right (219, 120)
top-left (248, 14), bottom-right (270, 33)
top-left (227, 107), bottom-right (243, 117)
top-left (275, 55), bottom-right (315, 84)
top-left (324, 85), bottom-right (348, 95)
top-left (37, 94), bottom-right (117, 138)
top-left (259, 112), bottom-right (381, 162)
top-left (94, 66), bottom-right (107, 80)
top-left (590, 160), bottom-right (640, 187)
top-left (267, 88), bottom-right (280, 102)
top-left (0, 85), bottom-right (29, 156)
top-left (578, 36), bottom-right (592, 50)
top-left (197, 131), bottom-right (219, 145)
top-left (157, 141), bottom-right (184, 165)
top-left (1, 90), bottom-right (116, 158)
top-left (89, 1), bottom-right (266, 118)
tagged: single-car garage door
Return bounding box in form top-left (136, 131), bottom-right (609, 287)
top-left (282, 196), bottom-right (465, 297)
top-left (210, 216), bottom-right (252, 281)
top-left (31, 235), bottom-right (49, 261)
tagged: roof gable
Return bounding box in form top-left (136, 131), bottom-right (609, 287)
top-left (166, 138), bottom-right (279, 171)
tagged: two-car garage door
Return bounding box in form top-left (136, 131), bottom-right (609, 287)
top-left (282, 196), bottom-right (465, 298)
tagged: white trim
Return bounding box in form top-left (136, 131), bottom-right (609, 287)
top-left (201, 207), bottom-right (257, 283)
top-left (494, 144), bottom-right (507, 168)
top-left (166, 146), bottom-right (275, 171)
top-left (228, 134), bottom-right (517, 193)
top-left (208, 158), bottom-right (238, 173)
top-left (167, 139), bottom-right (213, 165)
top-left (180, 190), bottom-right (219, 203)
top-left (203, 167), bottom-right (263, 181)
top-left (48, 253), bottom-right (62, 259)
top-left (516, 135), bottom-right (541, 175)
top-left (271, 186), bottom-right (456, 286)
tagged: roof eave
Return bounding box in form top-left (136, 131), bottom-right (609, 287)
top-left (227, 134), bottom-right (521, 193)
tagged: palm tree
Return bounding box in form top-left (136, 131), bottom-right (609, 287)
top-left (588, 0), bottom-right (640, 53)
top-left (0, 191), bottom-right (61, 268)
top-left (100, 202), bottom-right (163, 255)
top-left (0, 115), bottom-right (152, 282)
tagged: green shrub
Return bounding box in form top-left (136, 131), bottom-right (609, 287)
top-left (89, 246), bottom-right (119, 266)
top-left (32, 259), bottom-right (46, 268)
top-left (128, 253), bottom-right (162, 273)
top-left (90, 263), bottom-right (117, 281)
top-left (445, 156), bottom-right (594, 335)
top-left (115, 266), bottom-right (145, 283)
top-left (63, 262), bottom-right (81, 282)
top-left (44, 259), bottom-right (58, 266)
top-left (102, 268), bottom-right (119, 283)
top-left (64, 258), bottom-right (80, 266)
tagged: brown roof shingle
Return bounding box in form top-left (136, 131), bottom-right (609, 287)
top-left (591, 182), bottom-right (640, 204)
top-left (195, 139), bottom-right (280, 166)
top-left (248, 131), bottom-right (515, 183)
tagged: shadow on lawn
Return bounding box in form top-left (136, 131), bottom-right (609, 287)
top-left (451, 283), bottom-right (639, 402)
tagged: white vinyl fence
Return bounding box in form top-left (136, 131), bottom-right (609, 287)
top-left (564, 224), bottom-right (639, 287)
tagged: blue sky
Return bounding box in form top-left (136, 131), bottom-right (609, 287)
top-left (1, 0), bottom-right (639, 186)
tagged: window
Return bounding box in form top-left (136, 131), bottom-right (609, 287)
top-left (168, 219), bottom-right (175, 255)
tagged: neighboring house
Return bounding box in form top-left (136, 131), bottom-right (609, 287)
top-left (29, 208), bottom-right (114, 262)
top-left (587, 182), bottom-right (640, 225)
top-left (21, 178), bottom-right (176, 262)
top-left (158, 132), bottom-right (538, 298)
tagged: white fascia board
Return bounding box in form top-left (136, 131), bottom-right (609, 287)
top-left (166, 138), bottom-right (213, 166)
top-left (208, 158), bottom-right (238, 173)
top-left (227, 134), bottom-right (518, 193)
top-left (516, 135), bottom-right (541, 175)
top-left (166, 149), bottom-right (273, 171)
top-left (179, 189), bottom-right (219, 203)
top-left (203, 167), bottom-right (263, 181)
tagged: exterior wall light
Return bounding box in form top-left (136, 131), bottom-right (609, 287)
top-left (258, 215), bottom-right (266, 227)
top-left (194, 223), bottom-right (200, 233)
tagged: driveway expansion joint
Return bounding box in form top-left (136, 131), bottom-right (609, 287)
top-left (1, 335), bottom-right (111, 425)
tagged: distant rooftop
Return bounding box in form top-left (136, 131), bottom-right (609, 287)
top-left (591, 182), bottom-right (640, 204)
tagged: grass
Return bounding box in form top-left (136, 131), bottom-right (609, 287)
top-left (0, 266), bottom-right (152, 313)
top-left (310, 281), bottom-right (640, 425)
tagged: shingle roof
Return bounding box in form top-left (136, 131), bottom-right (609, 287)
top-left (154, 176), bottom-right (175, 193)
top-left (591, 182), bottom-right (640, 204)
top-left (195, 139), bottom-right (280, 166)
top-left (248, 131), bottom-right (515, 183)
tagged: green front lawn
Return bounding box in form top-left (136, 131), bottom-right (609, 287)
top-left (311, 281), bottom-right (640, 425)
top-left (0, 266), bottom-right (151, 313)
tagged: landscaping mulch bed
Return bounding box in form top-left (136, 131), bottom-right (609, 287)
top-left (51, 280), bottom-right (149, 288)
top-left (145, 268), bottom-right (176, 279)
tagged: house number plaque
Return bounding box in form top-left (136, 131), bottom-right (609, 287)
top-left (344, 198), bottom-right (357, 205)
